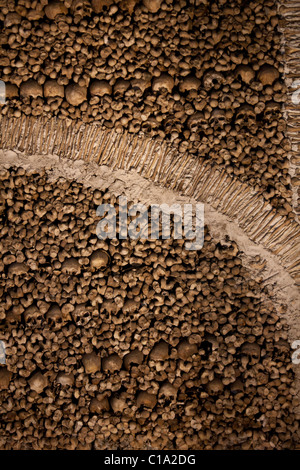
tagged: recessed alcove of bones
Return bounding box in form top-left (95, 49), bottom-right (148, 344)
top-left (0, 150), bottom-right (299, 449)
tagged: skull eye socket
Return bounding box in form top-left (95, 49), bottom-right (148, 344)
top-left (162, 397), bottom-right (172, 406)
top-left (128, 361), bottom-right (140, 369)
top-left (78, 314), bottom-right (90, 325)
top-left (47, 314), bottom-right (62, 328)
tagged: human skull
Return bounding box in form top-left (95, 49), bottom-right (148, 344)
top-left (136, 391), bottom-right (157, 409)
top-left (187, 112), bottom-right (206, 133)
top-left (235, 65), bottom-right (255, 84)
top-left (70, 0), bottom-right (92, 17)
top-left (72, 303), bottom-right (92, 326)
top-left (46, 304), bottom-right (64, 330)
top-left (8, 262), bottom-right (29, 277)
top-left (152, 74), bottom-right (174, 94)
top-left (124, 349), bottom-right (144, 370)
top-left (4, 12), bottom-right (21, 27)
top-left (90, 397), bottom-right (110, 413)
top-left (45, 1), bottom-right (68, 20)
top-left (235, 104), bottom-right (256, 129)
top-left (131, 77), bottom-right (151, 97)
top-left (230, 379), bottom-right (244, 395)
top-left (101, 300), bottom-right (119, 316)
top-left (0, 367), bottom-right (12, 390)
top-left (241, 342), bottom-right (261, 365)
top-left (179, 75), bottom-right (201, 93)
top-left (209, 108), bottom-right (227, 130)
top-left (206, 378), bottom-right (224, 395)
top-left (141, 117), bottom-right (159, 134)
top-left (114, 79), bottom-right (130, 98)
top-left (257, 65), bottom-right (279, 86)
top-left (158, 382), bottom-right (177, 404)
top-left (28, 372), bottom-right (48, 394)
top-left (82, 353), bottom-right (101, 374)
top-left (24, 305), bottom-right (43, 327)
top-left (110, 395), bottom-right (127, 413)
top-left (61, 257), bottom-right (81, 275)
top-left (90, 80), bottom-right (112, 97)
top-left (177, 340), bottom-right (198, 360)
top-left (102, 354), bottom-right (123, 373)
top-left (56, 372), bottom-right (75, 387)
top-left (150, 341), bottom-right (169, 361)
top-left (91, 0), bottom-right (113, 14)
top-left (163, 117), bottom-right (182, 134)
top-left (143, 0), bottom-right (162, 13)
top-left (5, 310), bottom-right (22, 328)
top-left (65, 84), bottom-right (87, 107)
top-left (203, 70), bottom-right (224, 89)
top-left (89, 250), bottom-right (110, 271)
top-left (263, 101), bottom-right (281, 127)
top-left (44, 80), bottom-right (64, 99)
